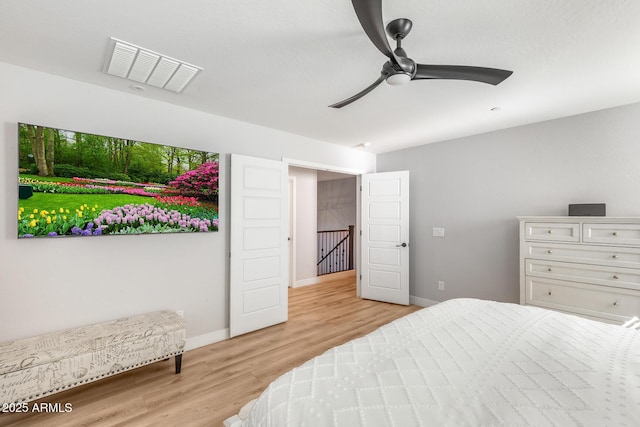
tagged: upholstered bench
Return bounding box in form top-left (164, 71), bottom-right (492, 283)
top-left (0, 310), bottom-right (185, 405)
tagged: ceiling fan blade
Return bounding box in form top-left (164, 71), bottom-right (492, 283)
top-left (414, 64), bottom-right (513, 85)
top-left (352, 0), bottom-right (397, 62)
top-left (329, 74), bottom-right (386, 108)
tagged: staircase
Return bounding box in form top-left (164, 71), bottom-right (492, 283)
top-left (317, 225), bottom-right (354, 275)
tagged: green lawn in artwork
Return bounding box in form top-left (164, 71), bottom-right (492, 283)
top-left (18, 193), bottom-right (152, 214)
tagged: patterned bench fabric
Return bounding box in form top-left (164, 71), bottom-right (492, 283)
top-left (0, 310), bottom-right (185, 404)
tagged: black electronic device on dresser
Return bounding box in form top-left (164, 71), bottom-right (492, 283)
top-left (568, 203), bottom-right (606, 216)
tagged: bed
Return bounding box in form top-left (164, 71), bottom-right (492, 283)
top-left (227, 298), bottom-right (640, 426)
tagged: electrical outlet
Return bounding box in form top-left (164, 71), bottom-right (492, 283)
top-left (176, 310), bottom-right (184, 318)
top-left (438, 281), bottom-right (445, 291)
top-left (433, 227), bottom-right (445, 238)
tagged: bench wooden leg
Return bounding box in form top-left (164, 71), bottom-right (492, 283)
top-left (175, 354), bottom-right (182, 374)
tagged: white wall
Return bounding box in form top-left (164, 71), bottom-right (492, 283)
top-left (0, 62), bottom-right (375, 345)
top-left (378, 102), bottom-right (640, 305)
top-left (288, 167), bottom-right (318, 282)
top-left (317, 177), bottom-right (357, 231)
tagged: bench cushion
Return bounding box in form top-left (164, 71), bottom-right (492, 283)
top-left (0, 310), bottom-right (185, 404)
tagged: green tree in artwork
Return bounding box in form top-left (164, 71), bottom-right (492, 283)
top-left (24, 124), bottom-right (52, 176)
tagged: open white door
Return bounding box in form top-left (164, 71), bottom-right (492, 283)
top-left (361, 171), bottom-right (410, 305)
top-left (230, 154), bottom-right (288, 337)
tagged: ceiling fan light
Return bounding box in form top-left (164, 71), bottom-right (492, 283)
top-left (386, 73), bottom-right (411, 86)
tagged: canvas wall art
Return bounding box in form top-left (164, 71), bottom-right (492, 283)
top-left (18, 123), bottom-right (219, 238)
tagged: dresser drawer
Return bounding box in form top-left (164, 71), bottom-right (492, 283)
top-left (583, 223), bottom-right (640, 246)
top-left (524, 222), bottom-right (579, 242)
top-left (525, 277), bottom-right (640, 320)
top-left (525, 259), bottom-right (640, 289)
top-left (525, 242), bottom-right (640, 269)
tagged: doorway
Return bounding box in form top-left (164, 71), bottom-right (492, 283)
top-left (229, 154), bottom-right (410, 338)
top-left (288, 166), bottom-right (357, 288)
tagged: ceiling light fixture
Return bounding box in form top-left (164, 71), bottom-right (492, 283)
top-left (361, 142), bottom-right (372, 148)
top-left (104, 38), bottom-right (203, 93)
top-left (490, 106), bottom-right (502, 111)
top-left (386, 73), bottom-right (411, 86)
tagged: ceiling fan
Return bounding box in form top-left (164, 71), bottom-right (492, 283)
top-left (329, 0), bottom-right (513, 108)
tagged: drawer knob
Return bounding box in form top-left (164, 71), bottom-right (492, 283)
top-left (547, 267), bottom-right (552, 272)
top-left (613, 275), bottom-right (619, 280)
top-left (547, 250), bottom-right (553, 254)
top-left (547, 230), bottom-right (553, 234)
top-left (613, 232), bottom-right (618, 236)
top-left (547, 291), bottom-right (552, 296)
top-left (613, 301), bottom-right (619, 307)
top-left (612, 254), bottom-right (618, 259)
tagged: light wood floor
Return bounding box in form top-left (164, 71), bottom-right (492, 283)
top-left (1, 275), bottom-right (421, 426)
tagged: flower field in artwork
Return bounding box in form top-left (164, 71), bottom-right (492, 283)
top-left (18, 123), bottom-right (219, 238)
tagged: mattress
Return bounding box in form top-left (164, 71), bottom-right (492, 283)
top-left (241, 298), bottom-right (640, 426)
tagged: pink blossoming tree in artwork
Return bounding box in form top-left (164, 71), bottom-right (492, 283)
top-left (167, 162), bottom-right (219, 201)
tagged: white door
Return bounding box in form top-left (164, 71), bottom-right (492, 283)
top-left (230, 154), bottom-right (289, 337)
top-left (361, 171), bottom-right (410, 305)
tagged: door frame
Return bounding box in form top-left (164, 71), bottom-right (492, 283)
top-left (282, 158), bottom-right (365, 296)
top-left (288, 176), bottom-right (296, 287)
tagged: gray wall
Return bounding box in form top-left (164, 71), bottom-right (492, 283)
top-left (378, 102), bottom-right (640, 304)
top-left (317, 177), bottom-right (357, 232)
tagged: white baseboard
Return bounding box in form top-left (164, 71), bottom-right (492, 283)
top-left (292, 277), bottom-right (321, 288)
top-left (185, 328), bottom-right (229, 351)
top-left (410, 296), bottom-right (440, 308)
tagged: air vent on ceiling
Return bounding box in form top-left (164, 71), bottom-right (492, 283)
top-left (104, 37), bottom-right (202, 93)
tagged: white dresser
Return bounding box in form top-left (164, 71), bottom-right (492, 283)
top-left (518, 216), bottom-right (640, 324)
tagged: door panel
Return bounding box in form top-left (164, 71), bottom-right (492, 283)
top-left (230, 154), bottom-right (288, 337)
top-left (361, 171), bottom-right (410, 305)
top-left (369, 247), bottom-right (400, 265)
top-left (370, 225), bottom-right (400, 242)
top-left (370, 270), bottom-right (402, 290)
top-left (369, 202), bottom-right (401, 219)
top-left (243, 227), bottom-right (280, 250)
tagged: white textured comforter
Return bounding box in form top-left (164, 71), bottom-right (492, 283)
top-left (242, 298), bottom-right (640, 426)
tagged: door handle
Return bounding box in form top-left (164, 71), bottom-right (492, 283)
top-left (396, 243), bottom-right (408, 247)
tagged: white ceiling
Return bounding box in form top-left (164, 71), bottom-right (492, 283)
top-left (2, 0), bottom-right (640, 154)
